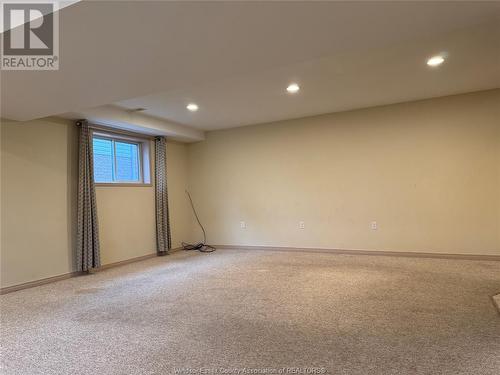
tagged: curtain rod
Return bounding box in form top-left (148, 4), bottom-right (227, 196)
top-left (77, 120), bottom-right (157, 140)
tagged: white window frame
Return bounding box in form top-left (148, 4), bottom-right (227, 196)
top-left (91, 129), bottom-right (152, 187)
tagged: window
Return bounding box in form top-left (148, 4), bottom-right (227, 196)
top-left (92, 132), bottom-right (151, 185)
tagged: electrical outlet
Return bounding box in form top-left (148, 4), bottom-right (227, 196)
top-left (370, 221), bottom-right (378, 230)
top-left (299, 221), bottom-right (305, 229)
top-left (240, 221), bottom-right (246, 229)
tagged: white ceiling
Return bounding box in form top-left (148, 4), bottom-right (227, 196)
top-left (116, 21), bottom-right (500, 130)
top-left (1, 1), bottom-right (499, 136)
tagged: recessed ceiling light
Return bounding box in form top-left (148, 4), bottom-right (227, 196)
top-left (186, 103), bottom-right (199, 112)
top-left (286, 83), bottom-right (300, 93)
top-left (427, 55), bottom-right (445, 67)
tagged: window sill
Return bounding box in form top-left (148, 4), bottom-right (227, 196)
top-left (95, 183), bottom-right (152, 187)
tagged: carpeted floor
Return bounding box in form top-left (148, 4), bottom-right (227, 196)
top-left (493, 294), bottom-right (500, 313)
top-left (1, 249), bottom-right (499, 375)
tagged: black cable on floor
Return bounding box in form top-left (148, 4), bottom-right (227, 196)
top-left (182, 190), bottom-right (216, 253)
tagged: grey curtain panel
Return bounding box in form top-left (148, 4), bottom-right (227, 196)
top-left (155, 137), bottom-right (172, 255)
top-left (76, 120), bottom-right (101, 271)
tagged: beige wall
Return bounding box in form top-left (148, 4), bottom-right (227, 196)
top-left (95, 184), bottom-right (156, 265)
top-left (1, 119), bottom-right (191, 288)
top-left (1, 90), bottom-right (499, 288)
top-left (166, 142), bottom-right (192, 248)
top-left (1, 118), bottom-right (78, 287)
top-left (96, 140), bottom-right (191, 265)
top-left (187, 90), bottom-right (500, 255)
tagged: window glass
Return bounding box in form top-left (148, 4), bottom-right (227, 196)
top-left (92, 137), bottom-right (142, 184)
top-left (115, 141), bottom-right (140, 181)
top-left (93, 138), bottom-right (114, 183)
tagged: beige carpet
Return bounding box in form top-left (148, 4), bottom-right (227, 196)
top-left (1, 249), bottom-right (499, 375)
top-left (494, 294), bottom-right (500, 313)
